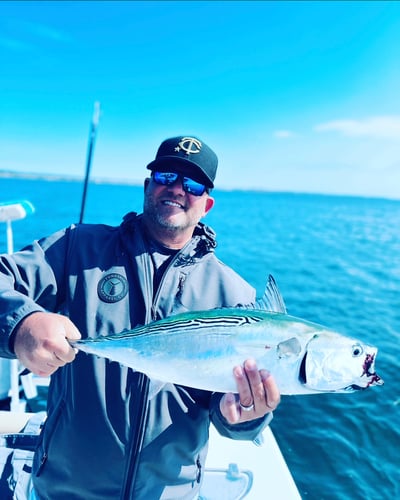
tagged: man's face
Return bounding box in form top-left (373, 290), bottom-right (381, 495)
top-left (143, 173), bottom-right (214, 236)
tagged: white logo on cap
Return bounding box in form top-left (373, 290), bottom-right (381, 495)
top-left (175, 137), bottom-right (202, 155)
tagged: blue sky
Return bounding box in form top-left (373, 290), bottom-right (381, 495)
top-left (1, 1), bottom-right (400, 198)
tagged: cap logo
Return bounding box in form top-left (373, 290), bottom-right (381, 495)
top-left (175, 137), bottom-right (202, 155)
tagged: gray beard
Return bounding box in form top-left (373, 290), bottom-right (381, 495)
top-left (143, 199), bottom-right (194, 233)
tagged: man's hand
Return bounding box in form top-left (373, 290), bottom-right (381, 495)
top-left (13, 311), bottom-right (81, 377)
top-left (220, 358), bottom-right (280, 424)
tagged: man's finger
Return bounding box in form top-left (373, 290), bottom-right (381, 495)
top-left (260, 370), bottom-right (280, 411)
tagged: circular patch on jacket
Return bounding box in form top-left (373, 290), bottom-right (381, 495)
top-left (97, 273), bottom-right (128, 303)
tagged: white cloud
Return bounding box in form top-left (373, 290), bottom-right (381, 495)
top-left (314, 116), bottom-right (400, 139)
top-left (273, 130), bottom-right (297, 139)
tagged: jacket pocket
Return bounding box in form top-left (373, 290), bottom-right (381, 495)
top-left (33, 398), bottom-right (66, 477)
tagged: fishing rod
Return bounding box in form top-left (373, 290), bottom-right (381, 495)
top-left (79, 101), bottom-right (101, 224)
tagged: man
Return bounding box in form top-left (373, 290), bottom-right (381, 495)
top-left (0, 135), bottom-right (280, 499)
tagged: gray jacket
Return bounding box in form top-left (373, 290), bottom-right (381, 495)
top-left (0, 213), bottom-right (270, 499)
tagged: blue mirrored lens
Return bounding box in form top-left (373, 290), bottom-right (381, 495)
top-left (153, 172), bottom-right (206, 196)
top-left (182, 178), bottom-right (206, 196)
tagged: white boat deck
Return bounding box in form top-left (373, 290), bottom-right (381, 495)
top-left (0, 409), bottom-right (301, 500)
top-left (203, 425), bottom-right (301, 499)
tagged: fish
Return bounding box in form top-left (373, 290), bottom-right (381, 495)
top-left (71, 276), bottom-right (383, 395)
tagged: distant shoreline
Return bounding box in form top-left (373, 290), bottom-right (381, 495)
top-left (1, 170), bottom-right (399, 202)
top-left (0, 170), bottom-right (140, 186)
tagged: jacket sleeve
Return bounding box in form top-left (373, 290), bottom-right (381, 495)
top-left (0, 229), bottom-right (69, 357)
top-left (209, 392), bottom-right (273, 442)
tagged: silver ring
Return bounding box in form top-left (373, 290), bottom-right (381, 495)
top-left (239, 401), bottom-right (255, 412)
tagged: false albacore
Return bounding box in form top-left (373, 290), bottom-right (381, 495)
top-left (71, 276), bottom-right (383, 395)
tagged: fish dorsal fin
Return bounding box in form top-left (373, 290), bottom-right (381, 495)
top-left (254, 275), bottom-right (287, 313)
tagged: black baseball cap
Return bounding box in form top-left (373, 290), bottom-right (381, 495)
top-left (146, 136), bottom-right (218, 188)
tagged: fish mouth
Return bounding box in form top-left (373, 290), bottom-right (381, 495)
top-left (344, 353), bottom-right (384, 392)
top-left (360, 352), bottom-right (384, 389)
top-left (343, 371), bottom-right (384, 392)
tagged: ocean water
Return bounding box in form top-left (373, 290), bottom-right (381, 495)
top-left (1, 177), bottom-right (399, 499)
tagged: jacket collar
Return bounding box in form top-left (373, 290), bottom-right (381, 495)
top-left (120, 212), bottom-right (217, 255)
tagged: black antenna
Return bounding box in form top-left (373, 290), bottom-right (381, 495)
top-left (79, 101), bottom-right (101, 224)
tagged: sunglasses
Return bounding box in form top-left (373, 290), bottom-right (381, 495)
top-left (152, 171), bottom-right (208, 196)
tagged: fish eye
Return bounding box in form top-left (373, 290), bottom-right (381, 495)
top-left (352, 344), bottom-right (364, 357)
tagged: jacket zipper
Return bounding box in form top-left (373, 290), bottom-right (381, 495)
top-left (120, 372), bottom-right (150, 500)
top-left (120, 238), bottom-right (172, 498)
top-left (151, 239), bottom-right (197, 320)
top-left (121, 235), bottom-right (200, 497)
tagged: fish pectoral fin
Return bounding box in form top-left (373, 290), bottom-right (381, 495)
top-left (277, 337), bottom-right (302, 358)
